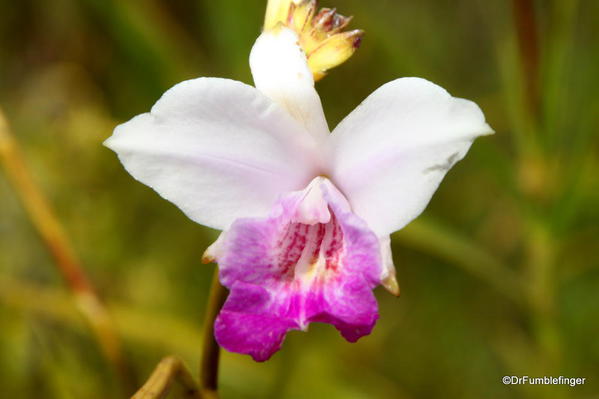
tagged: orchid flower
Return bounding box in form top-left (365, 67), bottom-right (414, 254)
top-left (104, 0), bottom-right (493, 362)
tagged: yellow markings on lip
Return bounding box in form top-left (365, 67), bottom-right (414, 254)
top-left (264, 0), bottom-right (363, 81)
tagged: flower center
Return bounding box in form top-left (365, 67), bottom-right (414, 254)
top-left (269, 177), bottom-right (347, 289)
top-left (276, 209), bottom-right (343, 287)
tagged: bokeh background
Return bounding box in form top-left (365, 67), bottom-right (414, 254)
top-left (1, 0), bottom-right (598, 398)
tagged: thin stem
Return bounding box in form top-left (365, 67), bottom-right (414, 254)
top-left (132, 356), bottom-right (202, 399)
top-left (0, 108), bottom-right (134, 393)
top-left (513, 1), bottom-right (564, 390)
top-left (199, 269), bottom-right (228, 398)
top-left (512, 0), bottom-right (541, 119)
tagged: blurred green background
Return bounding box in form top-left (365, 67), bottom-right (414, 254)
top-left (1, 0), bottom-right (598, 398)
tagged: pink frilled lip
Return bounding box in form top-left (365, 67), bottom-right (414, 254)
top-left (212, 177), bottom-right (383, 361)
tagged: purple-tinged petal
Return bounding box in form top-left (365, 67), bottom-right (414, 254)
top-left (214, 282), bottom-right (298, 362)
top-left (104, 77), bottom-right (321, 231)
top-left (328, 77), bottom-right (493, 236)
top-left (214, 177), bottom-right (382, 361)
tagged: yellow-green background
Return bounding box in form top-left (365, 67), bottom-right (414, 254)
top-left (1, 0), bottom-right (597, 398)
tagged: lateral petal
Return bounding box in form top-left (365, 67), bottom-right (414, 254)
top-left (105, 77), bottom-right (320, 230)
top-left (329, 77), bottom-right (493, 236)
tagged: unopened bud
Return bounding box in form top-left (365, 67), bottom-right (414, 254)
top-left (263, 0), bottom-right (363, 80)
top-left (308, 29), bottom-right (363, 81)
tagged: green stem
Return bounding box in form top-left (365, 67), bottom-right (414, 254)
top-left (526, 221), bottom-right (560, 370)
top-left (199, 269), bottom-right (228, 398)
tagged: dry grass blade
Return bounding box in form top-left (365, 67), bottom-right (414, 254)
top-left (0, 108), bottom-right (135, 393)
top-left (132, 357), bottom-right (202, 399)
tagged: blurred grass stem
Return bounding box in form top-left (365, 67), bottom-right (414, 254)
top-left (512, 0), bottom-right (564, 384)
top-left (396, 219), bottom-right (525, 308)
top-left (132, 357), bottom-right (202, 399)
top-left (199, 269), bottom-right (228, 398)
top-left (0, 108), bottom-right (134, 393)
top-left (512, 0), bottom-right (540, 119)
top-left (526, 221), bottom-right (561, 374)
top-left (79, 0), bottom-right (203, 93)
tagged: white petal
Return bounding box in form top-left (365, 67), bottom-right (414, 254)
top-left (329, 77), bottom-right (493, 236)
top-left (250, 26), bottom-right (329, 141)
top-left (105, 77), bottom-right (321, 230)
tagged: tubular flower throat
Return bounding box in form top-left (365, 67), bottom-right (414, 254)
top-left (105, 0), bottom-right (493, 362)
top-left (264, 0), bottom-right (363, 81)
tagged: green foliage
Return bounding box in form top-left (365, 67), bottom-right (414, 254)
top-left (0, 0), bottom-right (597, 398)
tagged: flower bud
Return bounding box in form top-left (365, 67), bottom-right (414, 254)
top-left (308, 29), bottom-right (363, 81)
top-left (264, 0), bottom-right (362, 81)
